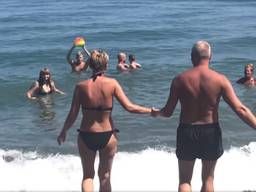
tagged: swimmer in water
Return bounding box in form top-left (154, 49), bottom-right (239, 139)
top-left (237, 63), bottom-right (256, 85)
top-left (116, 52), bottom-right (129, 72)
top-left (128, 54), bottom-right (142, 70)
top-left (67, 45), bottom-right (89, 72)
top-left (26, 68), bottom-right (65, 99)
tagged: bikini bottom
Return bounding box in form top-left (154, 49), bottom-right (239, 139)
top-left (78, 129), bottom-right (119, 151)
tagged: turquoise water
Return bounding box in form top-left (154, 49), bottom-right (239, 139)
top-left (1, 0), bottom-right (256, 191)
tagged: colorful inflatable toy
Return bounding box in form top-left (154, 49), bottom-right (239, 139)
top-left (74, 37), bottom-right (85, 47)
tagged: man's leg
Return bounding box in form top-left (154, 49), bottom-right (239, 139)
top-left (178, 159), bottom-right (196, 192)
top-left (200, 160), bottom-right (217, 192)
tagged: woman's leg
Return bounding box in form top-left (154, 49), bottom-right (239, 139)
top-left (98, 134), bottom-right (117, 192)
top-left (78, 136), bottom-right (97, 192)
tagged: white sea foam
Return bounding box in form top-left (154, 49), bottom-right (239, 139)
top-left (1, 142), bottom-right (256, 191)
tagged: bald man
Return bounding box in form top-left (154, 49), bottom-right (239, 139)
top-left (116, 52), bottom-right (129, 72)
top-left (152, 40), bottom-right (256, 192)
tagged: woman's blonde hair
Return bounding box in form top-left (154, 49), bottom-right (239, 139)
top-left (87, 49), bottom-right (109, 72)
top-left (245, 63), bottom-right (254, 70)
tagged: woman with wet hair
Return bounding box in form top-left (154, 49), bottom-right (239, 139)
top-left (26, 68), bottom-right (65, 99)
top-left (57, 49), bottom-right (152, 192)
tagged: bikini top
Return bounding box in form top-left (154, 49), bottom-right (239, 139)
top-left (38, 82), bottom-right (53, 95)
top-left (82, 71), bottom-right (113, 112)
top-left (38, 90), bottom-right (53, 95)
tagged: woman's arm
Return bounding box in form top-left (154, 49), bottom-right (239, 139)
top-left (82, 59), bottom-right (90, 72)
top-left (57, 85), bottom-right (81, 145)
top-left (135, 62), bottom-right (142, 68)
top-left (114, 80), bottom-right (151, 113)
top-left (54, 88), bottom-right (65, 95)
top-left (26, 81), bottom-right (39, 100)
top-left (51, 81), bottom-right (65, 95)
top-left (66, 45), bottom-right (75, 65)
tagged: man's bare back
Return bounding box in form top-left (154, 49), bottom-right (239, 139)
top-left (175, 66), bottom-right (225, 124)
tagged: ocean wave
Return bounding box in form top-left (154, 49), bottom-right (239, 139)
top-left (1, 142), bottom-right (256, 191)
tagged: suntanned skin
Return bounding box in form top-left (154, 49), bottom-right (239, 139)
top-left (58, 50), bottom-right (151, 192)
top-left (59, 76), bottom-right (151, 135)
top-left (152, 41), bottom-right (256, 192)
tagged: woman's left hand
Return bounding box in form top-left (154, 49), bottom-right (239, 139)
top-left (57, 130), bottom-right (67, 145)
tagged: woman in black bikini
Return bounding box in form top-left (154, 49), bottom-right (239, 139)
top-left (57, 50), bottom-right (152, 192)
top-left (26, 68), bottom-right (65, 99)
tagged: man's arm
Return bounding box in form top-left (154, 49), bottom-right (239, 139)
top-left (222, 76), bottom-right (256, 129)
top-left (158, 77), bottom-right (179, 117)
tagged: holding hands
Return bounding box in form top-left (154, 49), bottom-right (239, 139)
top-left (151, 107), bottom-right (160, 117)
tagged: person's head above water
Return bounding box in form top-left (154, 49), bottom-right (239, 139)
top-left (244, 63), bottom-right (254, 78)
top-left (87, 49), bottom-right (109, 73)
top-left (39, 68), bottom-right (51, 84)
top-left (191, 40), bottom-right (212, 66)
top-left (38, 68), bottom-right (51, 85)
top-left (117, 52), bottom-right (126, 63)
top-left (128, 54), bottom-right (136, 63)
top-left (75, 51), bottom-right (84, 62)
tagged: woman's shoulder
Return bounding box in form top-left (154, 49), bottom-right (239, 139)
top-left (103, 76), bottom-right (119, 84)
top-left (50, 79), bottom-right (55, 85)
top-left (76, 76), bottom-right (118, 85)
top-left (31, 80), bottom-right (39, 87)
top-left (76, 79), bottom-right (93, 88)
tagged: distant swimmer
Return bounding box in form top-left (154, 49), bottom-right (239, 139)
top-left (66, 37), bottom-right (90, 73)
top-left (129, 54), bottom-right (141, 70)
top-left (26, 68), bottom-right (65, 100)
top-left (116, 52), bottom-right (129, 72)
top-left (57, 49), bottom-right (152, 192)
top-left (237, 63), bottom-right (256, 85)
top-left (151, 41), bottom-right (256, 192)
